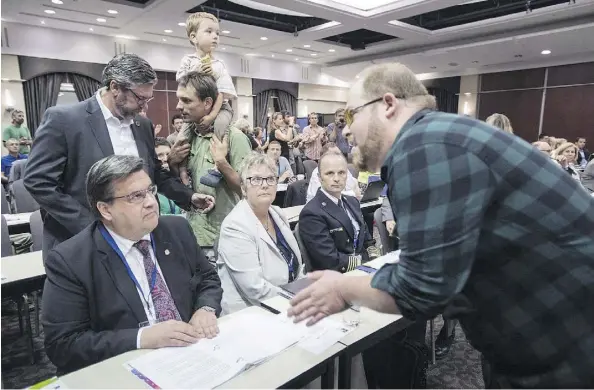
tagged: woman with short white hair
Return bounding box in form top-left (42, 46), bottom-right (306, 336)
top-left (217, 152), bottom-right (304, 314)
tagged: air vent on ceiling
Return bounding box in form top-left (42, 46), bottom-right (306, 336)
top-left (301, 67), bottom-right (309, 81)
top-left (240, 58), bottom-right (250, 74)
top-left (321, 29), bottom-right (398, 51)
top-left (114, 42), bottom-right (126, 56)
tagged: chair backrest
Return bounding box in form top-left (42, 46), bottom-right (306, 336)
top-left (8, 159), bottom-right (27, 184)
top-left (303, 160), bottom-right (318, 181)
top-left (1, 186), bottom-right (11, 214)
top-left (1, 215), bottom-right (13, 257)
top-left (374, 208), bottom-right (390, 256)
top-left (294, 223), bottom-right (313, 274)
top-left (283, 179), bottom-right (308, 207)
top-left (11, 179), bottom-right (39, 213)
top-left (30, 210), bottom-right (43, 252)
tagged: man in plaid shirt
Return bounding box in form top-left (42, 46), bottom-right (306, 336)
top-left (288, 63), bottom-right (594, 388)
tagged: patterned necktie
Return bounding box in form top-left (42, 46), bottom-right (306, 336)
top-left (134, 240), bottom-right (181, 323)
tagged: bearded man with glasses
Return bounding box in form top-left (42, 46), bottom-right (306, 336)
top-left (41, 155), bottom-right (223, 375)
top-left (24, 53), bottom-right (214, 259)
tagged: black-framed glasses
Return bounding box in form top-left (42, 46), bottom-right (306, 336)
top-left (109, 184), bottom-right (157, 204)
top-left (344, 97), bottom-right (383, 127)
top-left (127, 88), bottom-right (154, 105)
top-left (247, 176), bottom-right (278, 186)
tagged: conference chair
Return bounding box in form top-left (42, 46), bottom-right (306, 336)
top-left (1, 186), bottom-right (11, 214)
top-left (1, 215), bottom-right (13, 257)
top-left (29, 210), bottom-right (43, 252)
top-left (293, 223), bottom-right (314, 274)
top-left (283, 179), bottom-right (308, 207)
top-left (8, 159), bottom-right (27, 185)
top-left (303, 160), bottom-right (317, 181)
top-left (373, 208), bottom-right (390, 256)
top-left (10, 179), bottom-right (39, 213)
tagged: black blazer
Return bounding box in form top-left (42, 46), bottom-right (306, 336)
top-left (24, 95), bottom-right (194, 248)
top-left (299, 190), bottom-right (373, 272)
top-left (577, 148), bottom-right (591, 166)
top-left (41, 216), bottom-right (223, 375)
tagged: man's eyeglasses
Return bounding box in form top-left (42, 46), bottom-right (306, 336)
top-left (344, 97), bottom-right (383, 127)
top-left (109, 184), bottom-right (157, 204)
top-left (128, 89), bottom-right (154, 105)
top-left (247, 176), bottom-right (278, 186)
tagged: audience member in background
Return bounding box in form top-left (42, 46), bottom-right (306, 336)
top-left (538, 133), bottom-right (549, 142)
top-left (552, 137), bottom-right (567, 150)
top-left (327, 108), bottom-right (350, 157)
top-left (267, 112), bottom-right (292, 160)
top-left (486, 113), bottom-right (513, 134)
top-left (176, 12), bottom-right (237, 189)
top-left (234, 118), bottom-right (259, 150)
top-left (267, 140), bottom-right (295, 183)
top-left (575, 137), bottom-right (590, 169)
top-left (306, 143), bottom-right (360, 203)
top-left (253, 127), bottom-right (264, 151)
top-left (379, 198), bottom-right (398, 251)
top-left (582, 159), bottom-right (594, 193)
top-left (166, 114), bottom-right (184, 145)
top-left (167, 72), bottom-right (250, 258)
top-left (3, 109), bottom-right (32, 155)
top-left (24, 54), bottom-right (213, 257)
top-left (532, 141), bottom-right (552, 155)
top-left (154, 138), bottom-right (183, 215)
top-left (1, 139), bottom-right (27, 185)
top-left (288, 62), bottom-right (594, 388)
top-left (301, 112), bottom-right (325, 163)
top-left (551, 142), bottom-right (582, 182)
top-left (217, 153), bottom-right (304, 314)
top-left (139, 108), bottom-right (162, 136)
top-left (299, 152), bottom-right (374, 272)
top-left (42, 155), bottom-right (222, 375)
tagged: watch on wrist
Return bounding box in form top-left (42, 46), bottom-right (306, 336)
top-left (200, 306), bottom-right (216, 313)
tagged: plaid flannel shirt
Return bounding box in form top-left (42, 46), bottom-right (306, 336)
top-left (371, 109), bottom-right (594, 387)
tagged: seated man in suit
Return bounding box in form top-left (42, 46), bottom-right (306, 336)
top-left (299, 151), bottom-right (374, 272)
top-left (42, 155), bottom-right (223, 375)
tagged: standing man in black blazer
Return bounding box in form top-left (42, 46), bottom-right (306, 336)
top-left (24, 54), bottom-right (214, 256)
top-left (299, 151), bottom-right (374, 272)
top-left (42, 155), bottom-right (223, 375)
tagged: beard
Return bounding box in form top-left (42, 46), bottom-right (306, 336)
top-left (115, 95), bottom-right (141, 120)
top-left (354, 115), bottom-right (384, 172)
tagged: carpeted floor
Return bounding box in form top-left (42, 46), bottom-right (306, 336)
top-left (2, 301), bottom-right (483, 389)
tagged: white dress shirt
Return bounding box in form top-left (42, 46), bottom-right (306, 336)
top-left (104, 227), bottom-right (171, 348)
top-left (96, 90), bottom-right (139, 157)
top-left (306, 167), bottom-right (359, 203)
top-left (320, 188), bottom-right (360, 240)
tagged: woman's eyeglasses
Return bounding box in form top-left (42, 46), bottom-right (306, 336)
top-left (109, 184), bottom-right (157, 204)
top-left (247, 176), bottom-right (278, 186)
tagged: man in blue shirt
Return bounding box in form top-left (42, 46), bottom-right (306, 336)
top-left (326, 108), bottom-right (350, 157)
top-left (1, 138), bottom-right (27, 184)
top-left (288, 62), bottom-right (594, 388)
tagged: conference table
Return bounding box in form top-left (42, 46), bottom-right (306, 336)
top-left (60, 306), bottom-right (344, 389)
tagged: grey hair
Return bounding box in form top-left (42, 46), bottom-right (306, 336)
top-left (239, 152), bottom-right (277, 187)
top-left (102, 54), bottom-right (157, 89)
top-left (177, 71), bottom-right (218, 102)
top-left (86, 155), bottom-right (147, 218)
top-left (234, 118), bottom-right (252, 134)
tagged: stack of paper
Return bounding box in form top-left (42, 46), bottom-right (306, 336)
top-left (125, 311), bottom-right (307, 389)
top-left (281, 313), bottom-right (358, 355)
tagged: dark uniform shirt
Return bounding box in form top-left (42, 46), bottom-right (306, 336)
top-left (371, 109), bottom-right (594, 388)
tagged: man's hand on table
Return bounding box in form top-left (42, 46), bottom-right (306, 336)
top-left (190, 308), bottom-right (219, 339)
top-left (139, 320), bottom-right (200, 348)
top-left (288, 270), bottom-right (348, 326)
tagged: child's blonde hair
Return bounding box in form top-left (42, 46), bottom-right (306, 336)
top-left (186, 12), bottom-right (219, 45)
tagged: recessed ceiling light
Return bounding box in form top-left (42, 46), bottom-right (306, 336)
top-left (222, 30), bottom-right (230, 34)
top-left (295, 58), bottom-right (299, 61)
top-left (89, 27), bottom-right (93, 31)
top-left (107, 10), bottom-right (118, 14)
top-left (44, 9), bottom-right (56, 14)
top-left (541, 49), bottom-right (551, 55)
top-left (310, 53), bottom-right (317, 56)
top-left (164, 29), bottom-right (173, 33)
top-left (304, 44), bottom-right (311, 48)
top-left (178, 22), bottom-right (185, 26)
top-left (464, 92), bottom-right (471, 96)
top-left (58, 92), bottom-right (64, 97)
top-left (260, 37), bottom-right (268, 40)
top-left (162, 38), bottom-right (167, 42)
top-left (328, 49), bottom-right (335, 52)
top-left (221, 47), bottom-right (226, 50)
top-left (51, 0), bottom-right (63, 4)
top-left (356, 75), bottom-right (360, 79)
top-left (286, 49), bottom-right (292, 52)
top-left (271, 54), bottom-right (275, 57)
top-left (97, 18), bottom-right (106, 22)
top-left (40, 20), bottom-right (46, 24)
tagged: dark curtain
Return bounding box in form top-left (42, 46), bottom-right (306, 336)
top-left (254, 89), bottom-right (274, 129)
top-left (23, 73), bottom-right (66, 136)
top-left (427, 87), bottom-right (458, 114)
top-left (69, 73), bottom-right (100, 102)
top-left (276, 90), bottom-right (297, 117)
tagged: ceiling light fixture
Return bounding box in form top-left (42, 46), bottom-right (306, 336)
top-left (221, 47), bottom-right (226, 50)
top-left (222, 30), bottom-right (230, 34)
top-left (44, 9), bottom-right (56, 14)
top-left (51, 0), bottom-right (63, 4)
top-left (164, 29), bottom-right (173, 33)
top-left (541, 49), bottom-right (551, 55)
top-left (286, 49), bottom-right (292, 52)
top-left (260, 37), bottom-right (268, 40)
top-left (40, 20), bottom-right (46, 24)
top-left (464, 92), bottom-right (471, 96)
top-left (311, 53), bottom-right (317, 56)
top-left (97, 18), bottom-right (106, 22)
top-left (89, 27), bottom-right (94, 31)
top-left (304, 44), bottom-right (311, 48)
top-left (178, 22), bottom-right (185, 26)
top-left (271, 54), bottom-right (275, 57)
top-left (107, 10), bottom-right (118, 14)
top-left (328, 49), bottom-right (335, 52)
top-left (162, 38), bottom-right (167, 42)
top-left (295, 58), bottom-right (299, 61)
